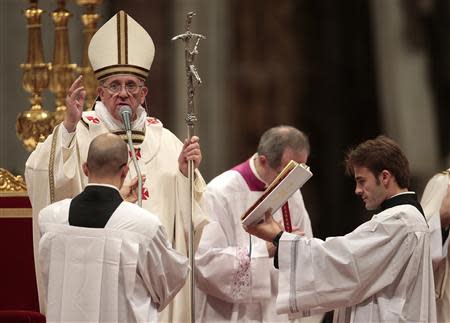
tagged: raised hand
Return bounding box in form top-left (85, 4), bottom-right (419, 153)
top-left (64, 75), bottom-right (86, 132)
top-left (178, 136), bottom-right (202, 177)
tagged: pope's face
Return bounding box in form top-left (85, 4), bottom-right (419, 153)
top-left (353, 166), bottom-right (386, 210)
top-left (98, 74), bottom-right (148, 121)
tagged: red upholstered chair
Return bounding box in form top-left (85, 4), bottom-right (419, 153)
top-left (0, 169), bottom-right (45, 322)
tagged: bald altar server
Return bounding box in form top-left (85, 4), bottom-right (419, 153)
top-left (421, 169), bottom-right (450, 323)
top-left (196, 126), bottom-right (322, 322)
top-left (246, 136), bottom-right (437, 322)
top-left (38, 133), bottom-right (189, 322)
top-left (25, 11), bottom-right (208, 322)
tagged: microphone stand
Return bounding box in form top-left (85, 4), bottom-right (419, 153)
top-left (172, 12), bottom-right (205, 323)
top-left (126, 131), bottom-right (142, 207)
top-left (121, 107), bottom-right (142, 207)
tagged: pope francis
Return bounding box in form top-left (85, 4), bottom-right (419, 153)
top-left (25, 10), bottom-right (208, 323)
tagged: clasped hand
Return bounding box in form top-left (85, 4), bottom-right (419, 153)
top-left (120, 175), bottom-right (147, 203)
top-left (178, 136), bottom-right (202, 177)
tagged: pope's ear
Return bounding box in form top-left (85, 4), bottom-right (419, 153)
top-left (140, 86), bottom-right (148, 104)
top-left (97, 86), bottom-right (105, 98)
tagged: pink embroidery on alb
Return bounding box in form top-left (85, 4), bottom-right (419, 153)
top-left (86, 116), bottom-right (100, 124)
top-left (129, 147), bottom-right (141, 160)
top-left (142, 187), bottom-right (149, 200)
top-left (231, 247), bottom-right (251, 300)
top-left (146, 117), bottom-right (160, 125)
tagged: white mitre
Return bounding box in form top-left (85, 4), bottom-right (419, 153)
top-left (88, 10), bottom-right (155, 80)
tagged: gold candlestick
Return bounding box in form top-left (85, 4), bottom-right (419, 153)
top-left (49, 0), bottom-right (77, 125)
top-left (16, 0), bottom-right (53, 152)
top-left (77, 0), bottom-right (102, 110)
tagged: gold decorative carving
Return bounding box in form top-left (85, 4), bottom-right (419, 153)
top-left (16, 0), bottom-right (53, 152)
top-left (77, 0), bottom-right (102, 110)
top-left (49, 0), bottom-right (77, 125)
top-left (0, 168), bottom-right (27, 193)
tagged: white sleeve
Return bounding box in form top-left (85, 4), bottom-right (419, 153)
top-left (53, 124), bottom-right (84, 201)
top-left (421, 172), bottom-right (450, 266)
top-left (291, 190), bottom-right (313, 238)
top-left (428, 214), bottom-right (449, 265)
top-left (25, 123), bottom-right (82, 208)
top-left (170, 131), bottom-right (209, 233)
top-left (276, 215), bottom-right (424, 315)
top-left (60, 123), bottom-right (76, 149)
top-left (175, 168), bottom-right (209, 234)
top-left (195, 188), bottom-right (272, 303)
top-left (139, 226), bottom-right (189, 312)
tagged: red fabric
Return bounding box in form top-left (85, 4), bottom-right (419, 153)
top-left (0, 310), bottom-right (45, 323)
top-left (0, 196), bottom-right (32, 208)
top-left (281, 202), bottom-right (292, 233)
top-left (0, 217), bottom-right (39, 312)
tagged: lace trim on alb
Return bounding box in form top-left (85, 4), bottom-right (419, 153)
top-left (231, 247), bottom-right (251, 300)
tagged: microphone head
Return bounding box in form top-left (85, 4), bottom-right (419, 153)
top-left (119, 105), bottom-right (132, 132)
top-left (119, 105), bottom-right (132, 116)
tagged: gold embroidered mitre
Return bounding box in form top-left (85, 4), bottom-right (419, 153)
top-left (88, 10), bottom-right (155, 81)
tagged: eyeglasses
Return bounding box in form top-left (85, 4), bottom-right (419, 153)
top-left (102, 82), bottom-right (143, 95)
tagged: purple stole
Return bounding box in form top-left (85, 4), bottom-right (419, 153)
top-left (232, 159), bottom-right (266, 192)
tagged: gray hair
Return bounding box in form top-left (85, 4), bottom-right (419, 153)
top-left (257, 125), bottom-right (310, 169)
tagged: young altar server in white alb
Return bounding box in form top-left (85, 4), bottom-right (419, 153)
top-left (25, 11), bottom-right (208, 321)
top-left (195, 126), bottom-right (322, 323)
top-left (38, 133), bottom-right (189, 322)
top-left (246, 136), bottom-right (440, 322)
top-left (420, 169), bottom-right (450, 323)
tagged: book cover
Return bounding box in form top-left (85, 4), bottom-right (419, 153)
top-left (241, 160), bottom-right (312, 227)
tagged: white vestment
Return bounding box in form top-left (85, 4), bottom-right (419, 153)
top-left (276, 202), bottom-right (436, 323)
top-left (26, 103), bottom-right (208, 322)
top-left (195, 158), bottom-right (321, 322)
top-left (39, 199), bottom-right (189, 323)
top-left (420, 169), bottom-right (450, 323)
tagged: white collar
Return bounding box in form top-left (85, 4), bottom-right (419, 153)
top-left (94, 101), bottom-right (147, 132)
top-left (250, 153), bottom-right (267, 185)
top-left (390, 191), bottom-right (416, 198)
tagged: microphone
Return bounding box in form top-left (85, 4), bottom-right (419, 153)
top-left (119, 105), bottom-right (132, 132)
top-left (119, 105), bottom-right (143, 207)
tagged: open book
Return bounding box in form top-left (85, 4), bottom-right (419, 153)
top-left (241, 160), bottom-right (313, 227)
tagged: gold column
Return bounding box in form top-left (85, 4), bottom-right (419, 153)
top-left (77, 0), bottom-right (102, 110)
top-left (49, 0), bottom-right (77, 125)
top-left (16, 0), bottom-right (53, 152)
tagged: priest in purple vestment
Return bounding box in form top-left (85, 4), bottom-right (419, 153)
top-left (195, 126), bottom-right (322, 323)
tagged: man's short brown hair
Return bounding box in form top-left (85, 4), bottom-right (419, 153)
top-left (345, 135), bottom-right (410, 189)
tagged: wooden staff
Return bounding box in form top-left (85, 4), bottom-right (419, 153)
top-left (172, 12), bottom-right (205, 323)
